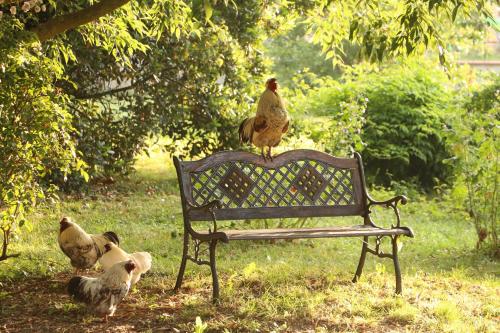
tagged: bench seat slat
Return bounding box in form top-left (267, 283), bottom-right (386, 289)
top-left (203, 225), bottom-right (412, 240)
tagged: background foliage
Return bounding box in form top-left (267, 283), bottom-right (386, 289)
top-left (447, 76), bottom-right (499, 253)
top-left (282, 60), bottom-right (454, 191)
top-left (0, 18), bottom-right (83, 259)
top-left (0, 0), bottom-right (498, 258)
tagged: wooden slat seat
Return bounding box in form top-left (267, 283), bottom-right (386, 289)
top-left (203, 225), bottom-right (413, 240)
top-left (172, 149), bottom-right (414, 302)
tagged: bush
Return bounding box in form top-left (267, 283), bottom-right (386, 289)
top-left (447, 75), bottom-right (499, 254)
top-left (284, 73), bottom-right (366, 156)
top-left (0, 19), bottom-right (82, 260)
top-left (285, 61), bottom-right (454, 191)
top-left (352, 61), bottom-right (454, 190)
top-left (48, 8), bottom-right (266, 189)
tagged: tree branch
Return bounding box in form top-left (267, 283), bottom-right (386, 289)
top-left (30, 0), bottom-right (131, 42)
top-left (72, 83), bottom-right (137, 100)
top-left (68, 74), bottom-right (154, 99)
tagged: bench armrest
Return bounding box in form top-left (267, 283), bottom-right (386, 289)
top-left (366, 194), bottom-right (413, 236)
top-left (368, 195), bottom-right (407, 208)
top-left (186, 199), bottom-right (222, 213)
top-left (184, 200), bottom-right (228, 242)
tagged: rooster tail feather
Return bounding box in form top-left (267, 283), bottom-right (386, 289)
top-left (68, 276), bottom-right (86, 302)
top-left (239, 117), bottom-right (254, 144)
top-left (133, 252), bottom-right (153, 274)
top-left (103, 231), bottom-right (119, 246)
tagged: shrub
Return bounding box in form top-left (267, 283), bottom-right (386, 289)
top-left (285, 74), bottom-right (366, 156)
top-left (286, 60), bottom-right (454, 191)
top-left (447, 75), bottom-right (499, 254)
top-left (48, 9), bottom-right (266, 189)
top-left (352, 61), bottom-right (454, 190)
top-left (0, 19), bottom-right (82, 260)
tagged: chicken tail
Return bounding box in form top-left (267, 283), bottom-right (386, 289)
top-left (103, 231), bottom-right (119, 246)
top-left (132, 252), bottom-right (153, 274)
top-left (239, 117), bottom-right (254, 144)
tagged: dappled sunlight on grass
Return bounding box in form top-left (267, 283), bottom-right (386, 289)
top-left (0, 150), bottom-right (498, 332)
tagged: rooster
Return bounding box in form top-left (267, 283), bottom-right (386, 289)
top-left (99, 243), bottom-right (152, 285)
top-left (239, 78), bottom-right (289, 161)
top-left (58, 217), bottom-right (119, 273)
top-left (68, 260), bottom-right (135, 321)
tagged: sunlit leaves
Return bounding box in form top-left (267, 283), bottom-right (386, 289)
top-left (446, 77), bottom-right (499, 252)
top-left (303, 0), bottom-right (494, 68)
top-left (0, 19), bottom-right (80, 259)
top-left (147, 0), bottom-right (196, 41)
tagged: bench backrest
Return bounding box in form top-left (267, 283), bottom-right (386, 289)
top-left (174, 150), bottom-right (369, 221)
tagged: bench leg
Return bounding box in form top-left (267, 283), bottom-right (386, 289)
top-left (352, 236), bottom-right (369, 283)
top-left (174, 232), bottom-right (189, 292)
top-left (209, 239), bottom-right (220, 303)
top-left (392, 236), bottom-right (402, 295)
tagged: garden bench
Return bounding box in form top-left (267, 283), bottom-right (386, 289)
top-left (172, 149), bottom-right (414, 302)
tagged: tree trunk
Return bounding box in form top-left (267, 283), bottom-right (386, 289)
top-left (0, 227), bottom-right (20, 261)
top-left (30, 0), bottom-right (132, 42)
top-left (1, 227), bottom-right (9, 261)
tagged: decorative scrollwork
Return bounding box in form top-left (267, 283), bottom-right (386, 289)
top-left (187, 238), bottom-right (211, 266)
top-left (219, 166), bottom-right (255, 205)
top-left (363, 235), bottom-right (395, 259)
top-left (292, 165), bottom-right (327, 202)
top-left (366, 195), bottom-right (408, 229)
top-left (190, 160), bottom-right (356, 208)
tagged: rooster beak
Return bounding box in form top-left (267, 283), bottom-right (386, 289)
top-left (125, 261), bottom-right (136, 273)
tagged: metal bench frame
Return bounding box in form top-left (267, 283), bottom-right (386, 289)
top-left (173, 149), bottom-right (414, 302)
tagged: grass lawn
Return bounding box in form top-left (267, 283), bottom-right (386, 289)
top-left (0, 148), bottom-right (498, 332)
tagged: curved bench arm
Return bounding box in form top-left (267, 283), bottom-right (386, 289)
top-left (184, 200), bottom-right (228, 242)
top-left (365, 194), bottom-right (413, 237)
top-left (368, 195), bottom-right (408, 208)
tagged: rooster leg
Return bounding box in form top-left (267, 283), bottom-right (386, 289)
top-left (267, 147), bottom-right (273, 162)
top-left (261, 147), bottom-right (267, 162)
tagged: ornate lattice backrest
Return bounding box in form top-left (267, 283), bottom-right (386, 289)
top-left (175, 150), bottom-right (366, 221)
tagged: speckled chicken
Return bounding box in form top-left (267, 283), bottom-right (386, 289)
top-left (68, 260), bottom-right (135, 320)
top-left (99, 243), bottom-right (152, 285)
top-left (58, 217), bottom-right (119, 273)
top-left (239, 78), bottom-right (289, 160)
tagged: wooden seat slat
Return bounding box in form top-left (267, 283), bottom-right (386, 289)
top-left (221, 225), bottom-right (411, 240)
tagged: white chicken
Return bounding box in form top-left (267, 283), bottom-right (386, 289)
top-left (239, 78), bottom-right (289, 161)
top-left (67, 260), bottom-right (135, 320)
top-left (58, 217), bottom-right (119, 273)
top-left (99, 243), bottom-right (152, 285)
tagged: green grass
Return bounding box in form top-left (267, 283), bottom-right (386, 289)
top-left (0, 148), bottom-right (499, 332)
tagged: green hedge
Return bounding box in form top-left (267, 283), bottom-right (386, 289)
top-left (287, 60), bottom-right (454, 191)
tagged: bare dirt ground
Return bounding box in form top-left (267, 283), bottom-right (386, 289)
top-left (0, 272), bottom-right (197, 333)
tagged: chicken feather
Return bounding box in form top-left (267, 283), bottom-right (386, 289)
top-left (58, 217), bottom-right (119, 270)
top-left (99, 243), bottom-right (152, 285)
top-left (239, 78), bottom-right (289, 160)
top-left (68, 260), bottom-right (135, 318)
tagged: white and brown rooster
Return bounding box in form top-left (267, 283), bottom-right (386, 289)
top-left (239, 78), bottom-right (289, 161)
top-left (99, 243), bottom-right (152, 285)
top-left (67, 260), bottom-right (135, 321)
top-left (58, 217), bottom-right (119, 273)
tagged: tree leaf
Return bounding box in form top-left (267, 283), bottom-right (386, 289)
top-left (204, 0), bottom-right (213, 22)
top-left (452, 3), bottom-right (462, 22)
